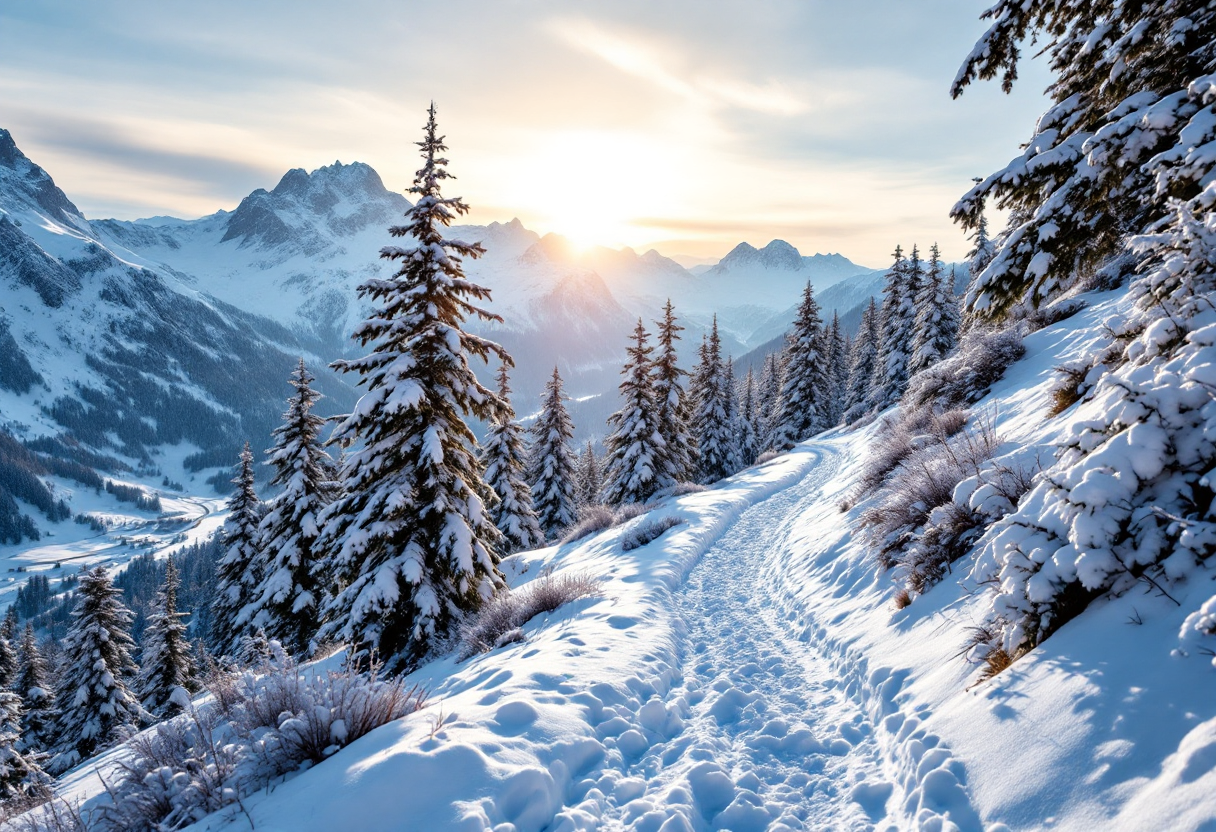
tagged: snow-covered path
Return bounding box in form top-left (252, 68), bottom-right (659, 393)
top-left (573, 446), bottom-right (944, 832)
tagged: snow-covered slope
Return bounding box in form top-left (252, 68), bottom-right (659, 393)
top-left (40, 282), bottom-right (1216, 832)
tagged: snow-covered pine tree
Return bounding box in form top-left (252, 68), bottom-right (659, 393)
top-left (53, 566), bottom-right (144, 772)
top-left (0, 635), bottom-right (16, 690)
top-left (757, 351), bottom-right (784, 451)
top-left (843, 298), bottom-right (881, 423)
top-left (528, 367), bottom-right (579, 537)
top-left (771, 282), bottom-right (830, 450)
top-left (692, 318), bottom-right (734, 483)
top-left (15, 624), bottom-right (55, 752)
top-left (721, 357), bottom-right (742, 476)
top-left (253, 359), bottom-right (335, 657)
top-left (652, 300), bottom-right (696, 483)
top-left (136, 556), bottom-right (197, 718)
top-left (870, 245), bottom-right (917, 410)
top-left (826, 313), bottom-right (848, 425)
top-left (949, 1), bottom-right (1216, 663)
top-left (603, 320), bottom-right (669, 505)
top-left (483, 363), bottom-right (545, 554)
top-left (575, 442), bottom-right (603, 509)
top-left (2, 608), bottom-right (16, 642)
top-left (737, 367), bottom-right (759, 468)
top-left (210, 442), bottom-right (262, 658)
top-left (317, 104), bottom-right (508, 673)
top-left (966, 207), bottom-right (995, 284)
top-left (0, 691), bottom-right (47, 802)
top-left (909, 243), bottom-right (960, 377)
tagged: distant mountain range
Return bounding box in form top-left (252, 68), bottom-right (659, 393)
top-left (0, 127), bottom-right (895, 485)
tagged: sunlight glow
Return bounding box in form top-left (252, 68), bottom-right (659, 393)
top-left (509, 130), bottom-right (680, 251)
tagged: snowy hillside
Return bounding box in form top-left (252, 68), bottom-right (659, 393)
top-left (27, 276), bottom-right (1216, 831)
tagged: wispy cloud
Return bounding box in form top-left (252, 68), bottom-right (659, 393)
top-left (546, 17), bottom-right (805, 116)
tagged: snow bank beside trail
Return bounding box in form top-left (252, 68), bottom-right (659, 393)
top-left (760, 288), bottom-right (1216, 832)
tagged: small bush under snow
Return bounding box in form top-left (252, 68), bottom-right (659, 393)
top-left (621, 516), bottom-right (684, 552)
top-left (459, 572), bottom-right (601, 658)
top-left (90, 662), bottom-right (425, 832)
top-left (903, 327), bottom-right (1025, 413)
top-left (560, 501), bottom-right (656, 544)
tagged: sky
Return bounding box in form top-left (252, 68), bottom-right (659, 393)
top-left (0, 1), bottom-right (1052, 266)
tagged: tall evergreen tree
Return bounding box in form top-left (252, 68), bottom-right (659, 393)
top-left (528, 367), bottom-right (578, 536)
top-left (652, 300), bottom-right (696, 483)
top-left (136, 556), bottom-right (197, 718)
top-left (0, 635), bottom-right (16, 690)
top-left (737, 367), bottom-right (759, 468)
top-left (0, 692), bottom-right (47, 802)
top-left (210, 442), bottom-right (262, 658)
top-left (254, 360), bottom-right (334, 657)
top-left (843, 298), bottom-right (881, 423)
top-left (603, 320), bottom-right (668, 505)
top-left (757, 351), bottom-right (784, 452)
top-left (483, 363), bottom-right (545, 554)
top-left (771, 282), bottom-right (830, 450)
top-left (16, 624), bottom-right (55, 752)
top-left (53, 567), bottom-right (144, 772)
top-left (1, 608), bottom-right (16, 642)
top-left (723, 357), bottom-right (745, 475)
top-left (909, 243), bottom-right (960, 377)
top-left (827, 313), bottom-right (848, 425)
top-left (870, 245), bottom-right (917, 410)
top-left (317, 104), bottom-right (508, 672)
top-left (692, 319), bottom-right (733, 483)
top-left (575, 442), bottom-right (603, 509)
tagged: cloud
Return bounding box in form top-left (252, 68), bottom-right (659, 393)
top-left (546, 17), bottom-right (805, 116)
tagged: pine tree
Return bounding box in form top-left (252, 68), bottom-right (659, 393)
top-left (15, 624), bottom-right (55, 751)
top-left (483, 363), bottom-right (544, 554)
top-left (966, 207), bottom-right (995, 280)
top-left (0, 635), bottom-right (16, 690)
top-left (737, 367), bottom-right (759, 468)
top-left (828, 313), bottom-right (848, 425)
top-left (909, 243), bottom-right (960, 377)
top-left (528, 367), bottom-right (579, 536)
top-left (0, 692), bottom-right (47, 802)
top-left (254, 359), bottom-right (335, 657)
top-left (1, 608), bottom-right (16, 642)
top-left (317, 104), bottom-right (508, 673)
top-left (757, 351), bottom-right (784, 452)
top-left (842, 298), bottom-right (881, 423)
top-left (652, 300), bottom-right (696, 483)
top-left (210, 442), bottom-right (262, 658)
top-left (603, 320), bottom-right (668, 505)
top-left (721, 357), bottom-right (743, 476)
top-left (136, 556), bottom-right (197, 718)
top-left (771, 282), bottom-right (830, 450)
top-left (870, 245), bottom-right (917, 410)
top-left (692, 319), bottom-right (733, 483)
top-left (53, 567), bottom-right (144, 772)
top-left (575, 442), bottom-right (603, 509)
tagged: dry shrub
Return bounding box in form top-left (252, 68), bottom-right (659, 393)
top-left (560, 501), bottom-right (657, 544)
top-left (459, 572), bottom-right (602, 658)
top-left (755, 449), bottom-right (782, 465)
top-left (561, 505), bottom-right (617, 543)
top-left (904, 327), bottom-right (1026, 413)
top-left (93, 663), bottom-right (426, 832)
top-left (892, 588), bottom-right (913, 610)
top-left (621, 516), bottom-right (684, 552)
top-left (664, 482), bottom-right (707, 497)
top-left (3, 798), bottom-right (89, 832)
top-left (858, 408), bottom-right (969, 496)
top-left (862, 417), bottom-right (1000, 570)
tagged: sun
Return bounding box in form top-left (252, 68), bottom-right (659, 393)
top-left (509, 129), bottom-right (676, 251)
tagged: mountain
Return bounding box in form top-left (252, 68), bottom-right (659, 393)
top-left (0, 128), bottom-right (357, 492)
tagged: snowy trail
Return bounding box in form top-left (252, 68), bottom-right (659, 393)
top-left (589, 447), bottom-right (894, 831)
